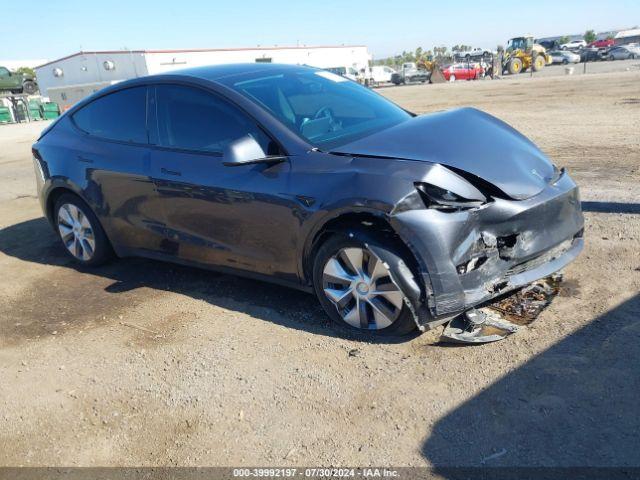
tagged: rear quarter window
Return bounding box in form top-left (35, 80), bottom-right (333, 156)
top-left (72, 87), bottom-right (147, 144)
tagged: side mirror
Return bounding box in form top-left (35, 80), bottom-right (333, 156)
top-left (222, 135), bottom-right (286, 167)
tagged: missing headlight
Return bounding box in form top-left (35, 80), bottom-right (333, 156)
top-left (414, 182), bottom-right (485, 211)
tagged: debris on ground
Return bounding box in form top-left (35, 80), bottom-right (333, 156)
top-left (440, 274), bottom-right (562, 344)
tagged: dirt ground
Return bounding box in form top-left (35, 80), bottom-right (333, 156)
top-left (1, 67), bottom-right (639, 468)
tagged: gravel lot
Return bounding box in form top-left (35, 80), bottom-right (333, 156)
top-left (1, 66), bottom-right (639, 468)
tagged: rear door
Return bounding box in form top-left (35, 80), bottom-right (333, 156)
top-left (147, 83), bottom-right (301, 279)
top-left (70, 86), bottom-right (166, 253)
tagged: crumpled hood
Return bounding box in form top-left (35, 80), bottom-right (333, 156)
top-left (332, 107), bottom-right (555, 200)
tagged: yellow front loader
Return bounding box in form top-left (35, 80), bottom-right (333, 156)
top-left (502, 36), bottom-right (551, 74)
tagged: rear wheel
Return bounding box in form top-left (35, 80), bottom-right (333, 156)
top-left (54, 193), bottom-right (112, 266)
top-left (313, 232), bottom-right (417, 336)
top-left (508, 57), bottom-right (523, 74)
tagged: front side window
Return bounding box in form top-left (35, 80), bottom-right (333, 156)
top-left (221, 68), bottom-right (411, 149)
top-left (0, 67), bottom-right (10, 77)
top-left (153, 85), bottom-right (274, 154)
top-left (72, 87), bottom-right (147, 143)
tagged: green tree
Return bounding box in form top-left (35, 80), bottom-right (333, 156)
top-left (559, 36), bottom-right (570, 46)
top-left (584, 30), bottom-right (597, 44)
top-left (15, 66), bottom-right (36, 78)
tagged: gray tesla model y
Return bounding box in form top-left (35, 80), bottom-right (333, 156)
top-left (32, 64), bottom-right (584, 336)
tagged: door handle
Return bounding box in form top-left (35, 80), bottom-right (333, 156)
top-left (77, 155), bottom-right (94, 164)
top-left (160, 167), bottom-right (181, 176)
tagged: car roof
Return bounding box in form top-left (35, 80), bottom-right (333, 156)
top-left (65, 63), bottom-right (320, 115)
top-left (149, 63), bottom-right (314, 83)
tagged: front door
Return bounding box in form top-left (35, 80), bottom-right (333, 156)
top-left (148, 83), bottom-right (302, 281)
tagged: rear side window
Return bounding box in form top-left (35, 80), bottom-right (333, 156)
top-left (153, 84), bottom-right (273, 154)
top-left (73, 87), bottom-right (147, 143)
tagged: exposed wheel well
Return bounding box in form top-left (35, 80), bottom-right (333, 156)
top-left (304, 212), bottom-right (419, 284)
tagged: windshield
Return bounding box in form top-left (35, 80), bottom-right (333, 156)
top-left (220, 68), bottom-right (411, 150)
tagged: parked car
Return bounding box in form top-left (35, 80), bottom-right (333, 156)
top-left (580, 48), bottom-right (606, 62)
top-left (606, 45), bottom-right (640, 60)
top-left (442, 63), bottom-right (484, 81)
top-left (453, 48), bottom-right (492, 60)
top-left (0, 66), bottom-right (38, 95)
top-left (548, 50), bottom-right (581, 64)
top-left (369, 65), bottom-right (396, 85)
top-left (588, 39), bottom-right (615, 49)
top-left (32, 64), bottom-right (584, 336)
top-left (391, 62), bottom-right (430, 85)
top-left (560, 40), bottom-right (587, 50)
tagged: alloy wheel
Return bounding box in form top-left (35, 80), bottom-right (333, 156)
top-left (322, 247), bottom-right (404, 330)
top-left (57, 203), bottom-right (96, 261)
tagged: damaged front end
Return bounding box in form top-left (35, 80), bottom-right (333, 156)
top-left (378, 164), bottom-right (584, 341)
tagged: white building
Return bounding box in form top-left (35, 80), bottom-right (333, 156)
top-left (35, 45), bottom-right (371, 110)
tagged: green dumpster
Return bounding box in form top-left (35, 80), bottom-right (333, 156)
top-left (29, 100), bottom-right (43, 120)
top-left (0, 106), bottom-right (11, 123)
top-left (41, 102), bottom-right (60, 120)
top-left (14, 103), bottom-right (27, 122)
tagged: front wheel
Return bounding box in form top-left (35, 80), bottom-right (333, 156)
top-left (449, 74), bottom-right (456, 82)
top-left (54, 193), bottom-right (112, 266)
top-left (313, 233), bottom-right (417, 336)
top-left (22, 80), bottom-right (37, 95)
top-left (508, 57), bottom-right (523, 74)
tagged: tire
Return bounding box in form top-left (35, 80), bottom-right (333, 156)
top-left (312, 231), bottom-right (417, 336)
top-left (54, 193), bottom-right (112, 266)
top-left (508, 57), bottom-right (523, 74)
top-left (562, 59), bottom-right (569, 65)
top-left (532, 55), bottom-right (546, 72)
top-left (630, 54), bottom-right (636, 60)
top-left (22, 80), bottom-right (37, 95)
top-left (449, 75), bottom-right (456, 82)
top-left (609, 55), bottom-right (615, 61)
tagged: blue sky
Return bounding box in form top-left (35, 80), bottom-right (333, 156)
top-left (5, 0), bottom-right (639, 61)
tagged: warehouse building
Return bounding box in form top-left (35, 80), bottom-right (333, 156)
top-left (35, 45), bottom-right (371, 110)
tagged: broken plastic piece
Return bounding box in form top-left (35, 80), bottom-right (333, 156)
top-left (440, 308), bottom-right (519, 344)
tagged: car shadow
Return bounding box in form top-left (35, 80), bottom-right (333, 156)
top-left (421, 293), bottom-right (640, 474)
top-left (0, 217), bottom-right (417, 344)
top-left (581, 201), bottom-right (640, 214)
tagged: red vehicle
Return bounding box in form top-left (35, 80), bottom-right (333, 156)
top-left (588, 39), bottom-right (615, 49)
top-left (442, 63), bottom-right (484, 82)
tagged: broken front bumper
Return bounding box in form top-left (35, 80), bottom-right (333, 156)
top-left (390, 171), bottom-right (584, 327)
